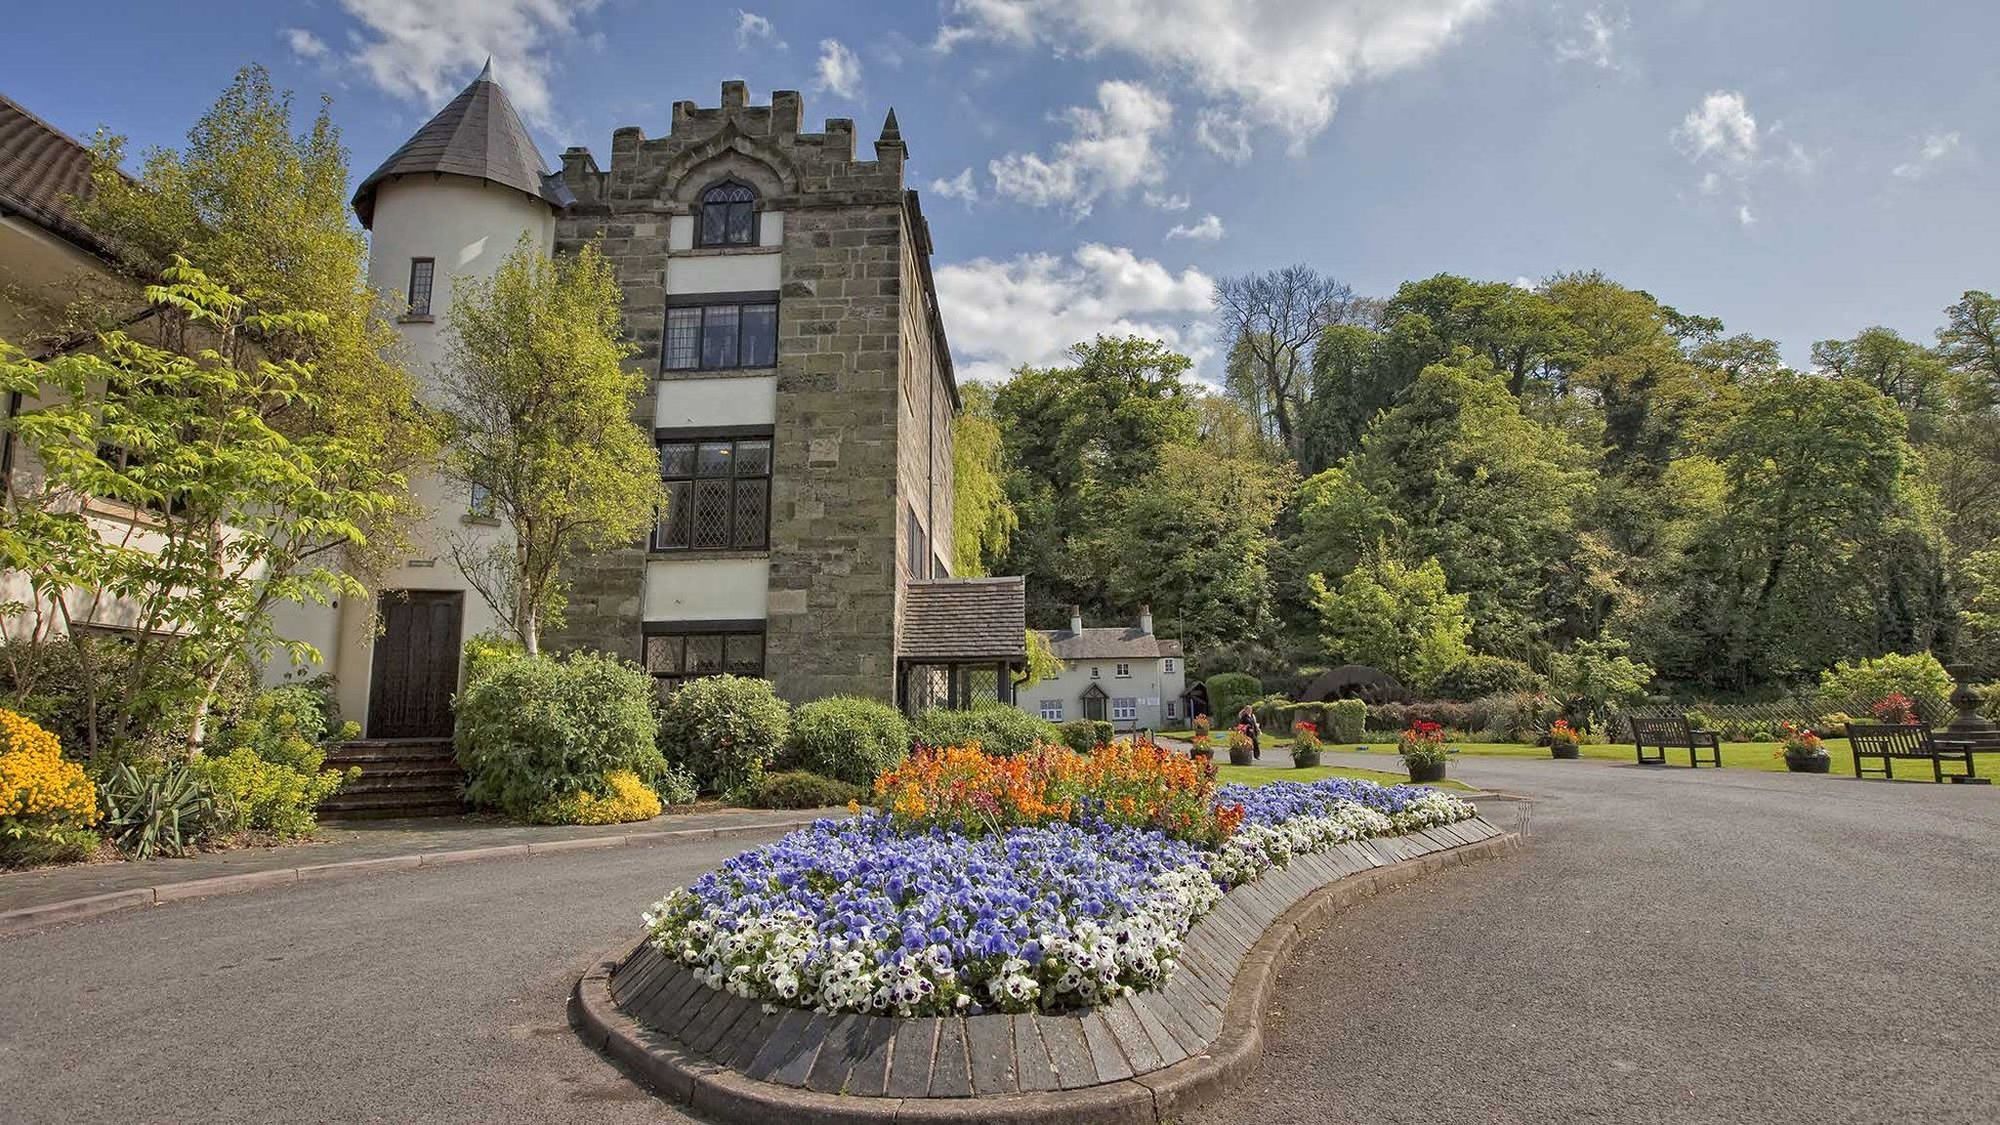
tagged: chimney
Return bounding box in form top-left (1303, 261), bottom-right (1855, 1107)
top-left (1069, 605), bottom-right (1084, 635)
top-left (1139, 605), bottom-right (1154, 635)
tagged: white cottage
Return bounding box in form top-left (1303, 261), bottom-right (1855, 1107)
top-left (1025, 606), bottom-right (1188, 732)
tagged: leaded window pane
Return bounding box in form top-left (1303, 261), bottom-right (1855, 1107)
top-left (740, 304), bottom-right (777, 367)
top-left (699, 204), bottom-right (730, 246)
top-left (686, 634), bottom-right (725, 675)
top-left (644, 635), bottom-right (683, 675)
top-left (664, 308), bottom-right (701, 370)
top-left (735, 439), bottom-right (771, 476)
top-left (659, 443), bottom-right (696, 477)
top-left (655, 480), bottom-right (691, 549)
top-left (697, 441), bottom-right (734, 477)
top-left (691, 479), bottom-right (731, 548)
top-left (724, 202), bottom-right (754, 244)
top-left (702, 305), bottom-right (740, 368)
top-left (724, 633), bottom-right (764, 676)
top-left (733, 479), bottom-right (768, 548)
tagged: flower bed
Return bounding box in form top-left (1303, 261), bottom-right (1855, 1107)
top-left (643, 748), bottom-right (1477, 1020)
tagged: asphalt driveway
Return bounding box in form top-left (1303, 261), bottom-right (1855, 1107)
top-left (2, 756), bottom-right (1995, 1123)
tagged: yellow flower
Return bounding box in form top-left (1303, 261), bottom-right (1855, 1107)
top-left (0, 709), bottom-right (97, 828)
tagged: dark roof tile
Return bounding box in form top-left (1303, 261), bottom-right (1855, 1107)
top-left (0, 92), bottom-right (118, 259)
top-left (901, 577), bottom-right (1027, 661)
top-left (351, 62), bottom-right (561, 227)
top-left (1040, 627), bottom-right (1183, 661)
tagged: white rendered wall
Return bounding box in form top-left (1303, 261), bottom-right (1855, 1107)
top-left (654, 374), bottom-right (777, 429)
top-left (665, 252), bottom-right (781, 295)
top-left (1022, 655), bottom-right (1188, 732)
top-left (644, 557), bottom-right (770, 621)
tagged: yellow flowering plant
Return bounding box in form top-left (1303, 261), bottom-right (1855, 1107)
top-left (0, 709), bottom-right (100, 866)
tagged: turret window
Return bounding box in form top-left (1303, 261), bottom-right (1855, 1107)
top-left (697, 181), bottom-right (758, 247)
top-left (406, 258), bottom-right (435, 318)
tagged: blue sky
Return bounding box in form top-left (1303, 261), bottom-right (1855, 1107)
top-left (9, 1), bottom-right (1996, 382)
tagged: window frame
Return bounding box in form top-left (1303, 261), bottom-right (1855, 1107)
top-left (1090, 666), bottom-right (1100, 680)
top-left (695, 179), bottom-right (760, 248)
top-left (1115, 662), bottom-right (1132, 679)
top-left (642, 620), bottom-right (767, 697)
top-left (651, 427), bottom-right (774, 553)
top-left (406, 257), bottom-right (435, 318)
top-left (1163, 658), bottom-right (1175, 674)
top-left (663, 291), bottom-right (779, 373)
top-left (1038, 699), bottom-right (1064, 722)
top-left (1112, 697), bottom-right (1138, 723)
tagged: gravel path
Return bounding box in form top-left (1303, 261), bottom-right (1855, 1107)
top-left (3, 758), bottom-right (1995, 1123)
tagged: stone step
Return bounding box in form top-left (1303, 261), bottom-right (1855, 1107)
top-left (335, 767), bottom-right (462, 795)
top-left (319, 801), bottom-right (470, 821)
top-left (320, 787), bottom-right (467, 817)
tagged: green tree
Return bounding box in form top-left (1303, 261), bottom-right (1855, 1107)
top-left (1, 262), bottom-right (406, 756)
top-left (1548, 638), bottom-right (1654, 730)
top-left (1812, 327), bottom-right (1952, 440)
top-left (1955, 546), bottom-right (2000, 677)
top-left (1937, 290), bottom-right (2000, 411)
top-left (950, 382), bottom-right (1016, 576)
top-left (1308, 555), bottom-right (1471, 691)
top-left (439, 237), bottom-right (661, 653)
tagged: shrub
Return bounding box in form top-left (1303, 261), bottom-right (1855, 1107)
top-left (908, 704), bottom-right (1057, 758)
top-left (1818, 652), bottom-right (1953, 722)
top-left (1478, 692), bottom-right (1559, 743)
top-left (1432, 655), bottom-right (1547, 701)
top-left (97, 761), bottom-right (212, 858)
top-left (1250, 693), bottom-right (1293, 730)
top-left (462, 632), bottom-right (526, 686)
top-left (1324, 699), bottom-right (1368, 742)
top-left (195, 749), bottom-right (349, 838)
top-left (0, 709), bottom-right (100, 867)
top-left (1092, 720), bottom-right (1114, 746)
top-left (1058, 720), bottom-right (1100, 754)
top-left (457, 651), bottom-right (665, 819)
top-left (209, 682), bottom-right (349, 773)
top-left (738, 769), bottom-right (870, 810)
top-left (1366, 700), bottom-right (1489, 734)
top-left (784, 696), bottom-right (909, 785)
top-left (659, 674), bottom-right (790, 794)
top-left (1206, 673), bottom-right (1263, 724)
top-left (531, 769), bottom-right (664, 825)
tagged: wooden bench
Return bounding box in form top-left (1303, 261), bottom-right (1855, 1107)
top-left (1628, 714), bottom-right (1722, 768)
top-left (1846, 723), bottom-right (1978, 783)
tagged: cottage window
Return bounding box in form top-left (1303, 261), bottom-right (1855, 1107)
top-left (1166, 699), bottom-right (1179, 720)
top-left (664, 296), bottom-right (778, 372)
top-left (1112, 698), bottom-right (1138, 723)
top-left (697, 181), bottom-right (758, 247)
top-left (1090, 666), bottom-right (1100, 680)
top-left (406, 257), bottom-right (435, 317)
top-left (1039, 699), bottom-right (1064, 722)
top-left (1115, 662), bottom-right (1132, 679)
top-left (654, 434), bottom-right (771, 551)
top-left (645, 626), bottom-right (765, 696)
top-left (1164, 658), bottom-right (1175, 674)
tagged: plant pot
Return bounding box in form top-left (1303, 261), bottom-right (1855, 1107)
top-left (1550, 743), bottom-right (1581, 760)
top-left (1292, 749), bottom-right (1321, 768)
top-left (1229, 748), bottom-right (1256, 766)
top-left (1785, 753), bottom-right (1831, 774)
top-left (1405, 758), bottom-right (1446, 783)
top-left (1189, 746), bottom-right (1215, 762)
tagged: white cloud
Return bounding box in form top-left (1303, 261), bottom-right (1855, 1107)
top-left (1673, 90), bottom-right (1759, 166)
top-left (735, 10), bottom-right (783, 50)
top-left (283, 27), bottom-right (330, 61)
top-left (1892, 130), bottom-right (1962, 179)
top-left (1194, 108), bottom-right (1252, 163)
top-left (1143, 190), bottom-right (1190, 211)
top-left (1166, 213), bottom-right (1224, 241)
top-left (934, 244), bottom-right (1216, 382)
top-left (816, 38), bottom-right (862, 99)
top-left (334, 0), bottom-right (601, 131)
top-left (931, 168), bottom-right (979, 203)
top-left (1736, 204), bottom-right (1756, 227)
top-left (1554, 6), bottom-right (1623, 70)
top-left (939, 0), bottom-right (1494, 155)
top-left (989, 80), bottom-right (1172, 215)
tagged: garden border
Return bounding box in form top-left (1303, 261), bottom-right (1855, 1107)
top-left (0, 815), bottom-right (831, 937)
top-left (571, 816), bottom-right (1520, 1124)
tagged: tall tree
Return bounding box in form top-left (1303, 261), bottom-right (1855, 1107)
top-left (439, 237), bottom-right (661, 653)
top-left (950, 382), bottom-right (1016, 576)
top-left (1812, 327), bottom-right (1952, 440)
top-left (1938, 289), bottom-right (2000, 410)
top-left (1214, 265), bottom-right (1363, 459)
top-left (1309, 555), bottom-right (1471, 691)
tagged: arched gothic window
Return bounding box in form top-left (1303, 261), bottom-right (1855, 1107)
top-left (697, 180), bottom-right (758, 246)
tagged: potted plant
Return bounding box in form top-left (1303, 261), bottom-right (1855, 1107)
top-left (1291, 720), bottom-right (1322, 768)
top-left (1778, 722), bottom-right (1831, 773)
top-left (1399, 720), bottom-right (1450, 783)
top-left (1228, 727), bottom-right (1257, 767)
top-left (1188, 731), bottom-right (1215, 762)
top-left (1547, 718), bottom-right (1582, 760)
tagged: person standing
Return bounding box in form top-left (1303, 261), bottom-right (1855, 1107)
top-left (1237, 704), bottom-right (1261, 760)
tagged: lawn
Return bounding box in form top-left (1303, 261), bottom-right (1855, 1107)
top-left (1215, 763), bottom-right (1475, 791)
top-left (1332, 738), bottom-right (1987, 784)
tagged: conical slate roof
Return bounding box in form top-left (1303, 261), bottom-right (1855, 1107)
top-left (351, 60), bottom-right (559, 228)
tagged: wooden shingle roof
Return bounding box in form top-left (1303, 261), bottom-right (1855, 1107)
top-left (901, 577), bottom-right (1027, 662)
top-left (351, 61), bottom-right (564, 228)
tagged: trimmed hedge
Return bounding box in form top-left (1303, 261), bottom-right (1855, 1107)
top-left (1056, 719), bottom-right (1118, 752)
top-left (784, 696), bottom-right (910, 786)
top-left (1206, 673), bottom-right (1263, 725)
top-left (736, 769), bottom-right (871, 810)
top-left (456, 651), bottom-right (666, 820)
top-left (659, 675), bottom-right (790, 794)
top-left (909, 704), bottom-right (1058, 757)
top-left (1325, 699), bottom-right (1367, 742)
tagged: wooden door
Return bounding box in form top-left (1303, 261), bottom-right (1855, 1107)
top-left (366, 591), bottom-right (464, 739)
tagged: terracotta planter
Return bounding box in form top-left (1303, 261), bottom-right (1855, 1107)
top-left (1405, 758), bottom-right (1447, 783)
top-left (1292, 749), bottom-right (1322, 768)
top-left (1785, 753), bottom-right (1831, 773)
top-left (1550, 742), bottom-right (1581, 760)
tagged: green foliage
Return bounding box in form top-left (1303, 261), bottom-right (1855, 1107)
top-left (461, 632), bottom-right (526, 686)
top-left (784, 696), bottom-right (910, 786)
top-left (1549, 639), bottom-right (1655, 730)
top-left (1205, 673), bottom-right (1264, 726)
top-left (455, 652), bottom-right (665, 819)
top-left (1477, 692), bottom-right (1561, 742)
top-left (209, 682), bottom-right (345, 773)
top-left (1324, 699), bottom-right (1368, 742)
top-left (735, 770), bottom-right (870, 810)
top-left (0, 823), bottom-right (98, 868)
top-left (1817, 652), bottom-right (1954, 722)
top-left (1432, 655), bottom-right (1547, 701)
top-left (908, 705), bottom-right (1058, 757)
top-left (1057, 720), bottom-right (1101, 754)
top-left (97, 761), bottom-right (213, 858)
top-left (1023, 629), bottom-right (1066, 684)
top-left (658, 675), bottom-right (791, 794)
top-left (952, 383), bottom-right (1017, 576)
top-left (1956, 547), bottom-right (2000, 678)
top-left (1310, 556), bottom-right (1471, 692)
top-left (439, 236), bottom-right (662, 653)
top-left (195, 748), bottom-right (347, 838)
top-left (528, 768), bottom-right (668, 825)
